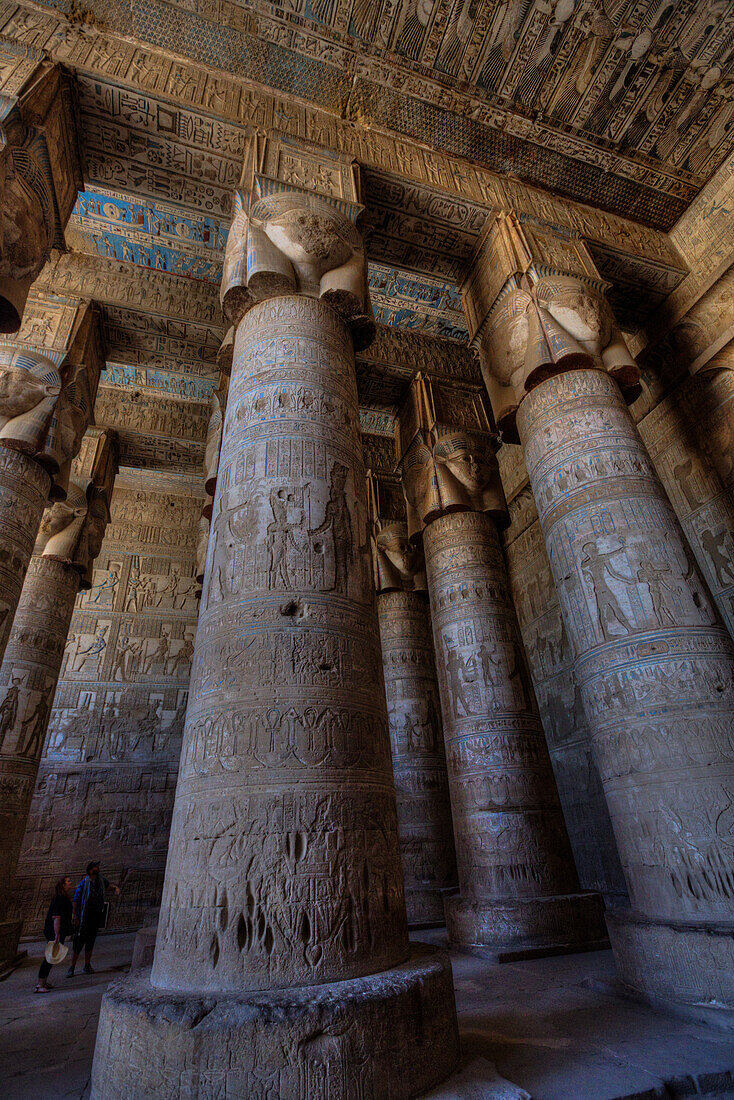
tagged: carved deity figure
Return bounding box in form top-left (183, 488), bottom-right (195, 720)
top-left (309, 463), bottom-right (353, 596)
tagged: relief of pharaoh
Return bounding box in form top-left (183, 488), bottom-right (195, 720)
top-left (221, 190), bottom-right (374, 348)
top-left (481, 273), bottom-right (639, 440)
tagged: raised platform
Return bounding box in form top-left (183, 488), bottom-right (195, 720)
top-left (607, 908), bottom-right (734, 1025)
top-left (91, 944), bottom-right (459, 1099)
top-left (445, 890), bottom-right (608, 961)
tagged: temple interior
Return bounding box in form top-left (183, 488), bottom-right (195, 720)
top-left (0, 1), bottom-right (733, 1097)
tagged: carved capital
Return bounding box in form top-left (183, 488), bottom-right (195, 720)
top-left (0, 297), bottom-right (104, 495)
top-left (0, 60), bottom-right (81, 332)
top-left (34, 479), bottom-right (87, 565)
top-left (36, 428), bottom-right (118, 585)
top-left (221, 136), bottom-right (374, 349)
top-left (366, 470), bottom-right (425, 594)
top-left (397, 374), bottom-right (506, 538)
top-left (217, 327), bottom-right (234, 377)
top-left (462, 214), bottom-right (639, 440)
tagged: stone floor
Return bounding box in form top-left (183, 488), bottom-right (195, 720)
top-left (1, 930), bottom-right (732, 1099)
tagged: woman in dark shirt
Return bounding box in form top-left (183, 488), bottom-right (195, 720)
top-left (36, 877), bottom-right (73, 993)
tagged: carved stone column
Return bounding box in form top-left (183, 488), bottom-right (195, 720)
top-left (0, 428), bottom-right (118, 969)
top-left (466, 213), bottom-right (734, 1014)
top-left (0, 298), bottom-right (104, 667)
top-left (687, 345), bottom-right (734, 512)
top-left (0, 58), bottom-right (81, 331)
top-left (92, 141), bottom-right (458, 1100)
top-left (367, 471), bottom-right (457, 927)
top-left (398, 374), bottom-right (605, 958)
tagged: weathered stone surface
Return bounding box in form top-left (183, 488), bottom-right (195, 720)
top-left (422, 510), bottom-right (605, 955)
top-left (93, 945), bottom-right (458, 1100)
top-left (517, 367), bottom-right (734, 1009)
top-left (17, 472), bottom-right (201, 937)
top-left (378, 585), bottom-right (457, 927)
top-left (0, 447), bottom-right (50, 667)
top-left (93, 282), bottom-right (458, 1094)
top-left (154, 295), bottom-right (409, 992)
top-left (503, 503), bottom-right (630, 907)
top-left (0, 553), bottom-right (79, 968)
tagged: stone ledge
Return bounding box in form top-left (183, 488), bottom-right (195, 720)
top-left (91, 943), bottom-right (460, 1099)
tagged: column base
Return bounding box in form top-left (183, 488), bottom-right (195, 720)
top-left (445, 891), bottom-right (608, 961)
top-left (0, 919), bottom-right (24, 977)
top-left (606, 908), bottom-right (734, 1024)
top-left (91, 944), bottom-right (459, 1100)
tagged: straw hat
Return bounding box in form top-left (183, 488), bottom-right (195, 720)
top-left (44, 941), bottom-right (69, 965)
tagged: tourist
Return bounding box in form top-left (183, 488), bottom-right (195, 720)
top-left (66, 861), bottom-right (120, 977)
top-left (36, 876), bottom-right (73, 993)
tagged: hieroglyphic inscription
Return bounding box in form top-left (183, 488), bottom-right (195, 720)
top-left (518, 369), bottom-right (734, 928)
top-left (16, 474), bottom-right (202, 936)
top-left (153, 295), bottom-right (409, 993)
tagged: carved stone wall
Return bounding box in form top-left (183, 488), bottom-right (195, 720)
top-left (15, 471), bottom-right (202, 938)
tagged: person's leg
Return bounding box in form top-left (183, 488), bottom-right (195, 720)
top-left (83, 925), bottom-right (98, 972)
top-left (68, 929), bottom-right (84, 975)
top-left (37, 955), bottom-right (52, 990)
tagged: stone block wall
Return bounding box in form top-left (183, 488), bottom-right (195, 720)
top-left (14, 469), bottom-right (203, 938)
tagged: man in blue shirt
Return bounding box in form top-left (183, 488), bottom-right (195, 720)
top-left (66, 861), bottom-right (120, 977)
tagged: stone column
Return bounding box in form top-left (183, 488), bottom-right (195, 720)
top-left (466, 213), bottom-right (734, 1013)
top-left (0, 301), bottom-right (104, 666)
top-left (0, 446), bottom-right (51, 664)
top-left (687, 346), bottom-right (734, 512)
top-left (369, 503), bottom-right (457, 927)
top-left (398, 374), bottom-right (604, 958)
top-left (92, 151), bottom-right (458, 1100)
top-left (0, 429), bottom-right (117, 970)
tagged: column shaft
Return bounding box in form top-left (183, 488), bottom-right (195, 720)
top-left (0, 556), bottom-right (79, 965)
top-left (0, 448), bottom-right (51, 664)
top-left (423, 510), bottom-right (603, 954)
top-left (153, 295), bottom-right (407, 991)
top-left (93, 173), bottom-right (458, 1100)
top-left (377, 588), bottom-right (456, 926)
top-left (518, 368), bottom-right (734, 1008)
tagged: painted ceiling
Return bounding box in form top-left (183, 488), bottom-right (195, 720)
top-left (19, 0), bottom-right (734, 230)
top-left (5, 1), bottom-right (730, 473)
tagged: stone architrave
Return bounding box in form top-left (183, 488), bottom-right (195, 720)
top-left (91, 140), bottom-right (458, 1100)
top-left (0, 298), bottom-right (105, 666)
top-left (0, 427), bottom-right (118, 970)
top-left (367, 474), bottom-right (457, 927)
top-left (397, 374), bottom-right (605, 957)
top-left (466, 213), bottom-right (734, 1014)
top-left (0, 55), bottom-right (82, 332)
